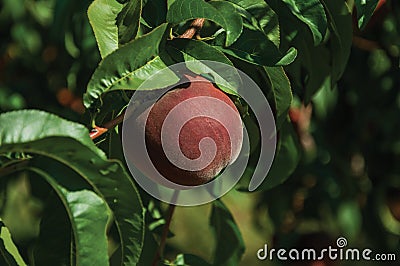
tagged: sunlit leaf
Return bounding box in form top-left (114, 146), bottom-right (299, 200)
top-left (84, 23), bottom-right (179, 110)
top-left (88, 0), bottom-right (123, 58)
top-left (0, 222), bottom-right (21, 266)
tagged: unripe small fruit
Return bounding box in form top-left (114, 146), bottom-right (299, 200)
top-left (143, 75), bottom-right (243, 186)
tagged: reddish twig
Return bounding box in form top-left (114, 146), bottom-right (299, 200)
top-left (89, 111), bottom-right (125, 140)
top-left (151, 189), bottom-right (180, 266)
top-left (151, 203), bottom-right (177, 266)
top-left (179, 18), bottom-right (205, 39)
top-left (89, 126), bottom-right (109, 140)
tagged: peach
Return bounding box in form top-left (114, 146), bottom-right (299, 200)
top-left (143, 75), bottom-right (243, 186)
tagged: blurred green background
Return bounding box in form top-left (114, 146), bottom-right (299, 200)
top-left (1, 0), bottom-right (400, 265)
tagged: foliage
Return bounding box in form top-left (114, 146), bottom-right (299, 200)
top-left (1, 0), bottom-right (399, 265)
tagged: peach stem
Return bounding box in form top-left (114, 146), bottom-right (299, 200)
top-left (151, 190), bottom-right (179, 266)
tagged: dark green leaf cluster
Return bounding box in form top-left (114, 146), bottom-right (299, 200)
top-left (0, 110), bottom-right (144, 265)
top-left (0, 0), bottom-right (383, 265)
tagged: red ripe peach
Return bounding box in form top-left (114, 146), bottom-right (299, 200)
top-left (143, 75), bottom-right (243, 186)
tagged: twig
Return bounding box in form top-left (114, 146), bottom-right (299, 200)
top-left (179, 18), bottom-right (205, 39)
top-left (150, 205), bottom-right (176, 266)
top-left (89, 111), bottom-right (125, 140)
top-left (151, 190), bottom-right (179, 266)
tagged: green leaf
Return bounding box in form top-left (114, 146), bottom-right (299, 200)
top-left (264, 66), bottom-right (292, 129)
top-left (255, 119), bottom-right (300, 191)
top-left (322, 0), bottom-right (353, 83)
top-left (32, 188), bottom-right (74, 266)
top-left (28, 169), bottom-right (110, 266)
top-left (166, 38), bottom-right (241, 95)
top-left (0, 110), bottom-right (145, 266)
top-left (280, 0), bottom-right (328, 45)
top-left (312, 79), bottom-right (338, 119)
top-left (117, 0), bottom-right (143, 44)
top-left (167, 39), bottom-right (233, 65)
top-left (210, 200), bottom-right (245, 266)
top-left (142, 0), bottom-right (167, 29)
top-left (227, 0), bottom-right (280, 46)
top-left (209, 0), bottom-right (243, 42)
top-left (0, 110), bottom-right (103, 157)
top-left (283, 23), bottom-right (332, 103)
top-left (303, 45), bottom-right (332, 103)
top-left (84, 23), bottom-right (179, 110)
top-left (88, 0), bottom-right (124, 58)
top-left (88, 0), bottom-right (142, 58)
top-left (136, 227), bottom-right (158, 266)
top-left (0, 172), bottom-right (44, 246)
top-left (354, 0), bottom-right (379, 29)
top-left (215, 28), bottom-right (297, 66)
top-left (92, 90), bottom-right (132, 127)
top-left (166, 0), bottom-right (242, 46)
top-left (172, 253), bottom-right (212, 266)
top-left (0, 222), bottom-right (20, 266)
top-left (59, 189), bottom-right (109, 266)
